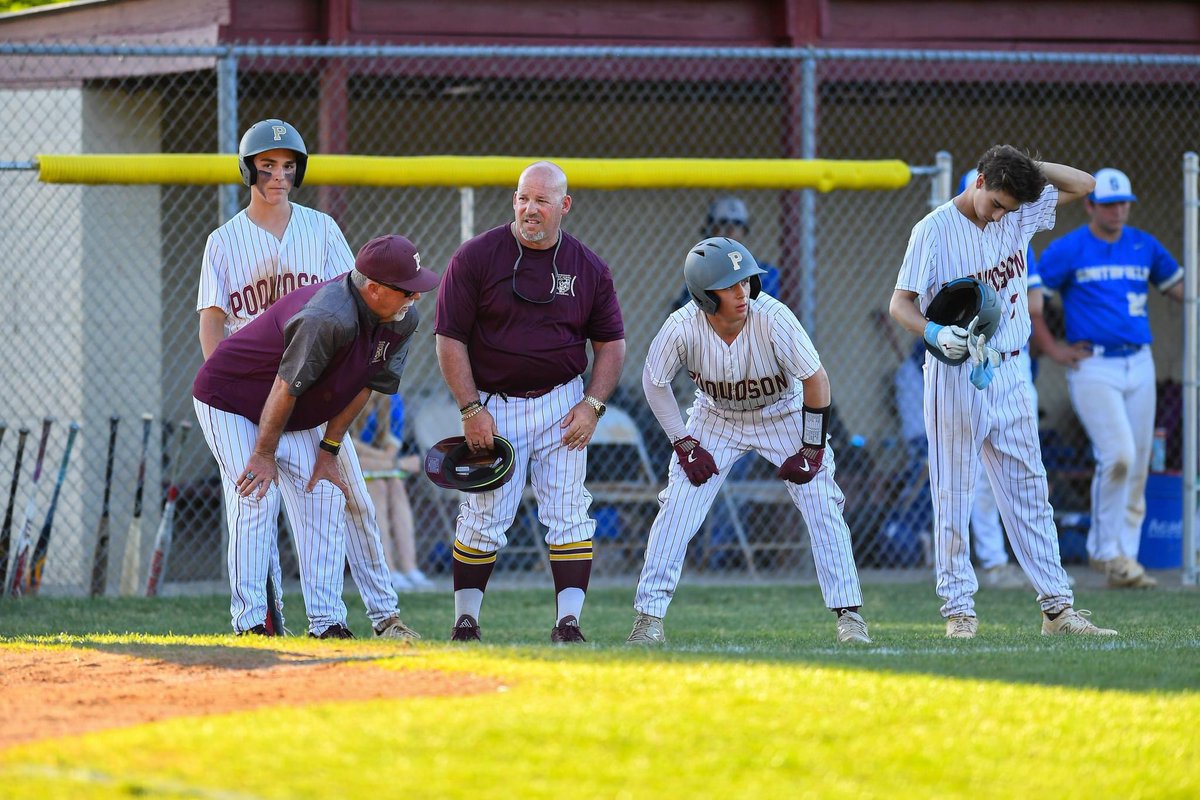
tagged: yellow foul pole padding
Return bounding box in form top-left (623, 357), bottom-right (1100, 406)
top-left (37, 153), bottom-right (911, 191)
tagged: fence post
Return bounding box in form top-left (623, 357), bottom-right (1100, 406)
top-left (217, 46), bottom-right (239, 224)
top-left (799, 48), bottom-right (817, 334)
top-left (1182, 152), bottom-right (1198, 585)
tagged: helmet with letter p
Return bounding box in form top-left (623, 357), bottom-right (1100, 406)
top-left (683, 237), bottom-right (767, 315)
top-left (238, 118), bottom-right (309, 188)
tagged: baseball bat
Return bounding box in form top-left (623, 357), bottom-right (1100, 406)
top-left (145, 421), bottom-right (191, 596)
top-left (89, 416), bottom-right (120, 597)
top-left (8, 417), bottom-right (55, 597)
top-left (0, 428), bottom-right (29, 590)
top-left (0, 421), bottom-right (6, 452)
top-left (119, 413), bottom-right (153, 596)
top-left (265, 570), bottom-right (284, 635)
top-left (28, 421), bottom-right (81, 595)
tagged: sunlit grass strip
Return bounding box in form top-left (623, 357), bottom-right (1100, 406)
top-left (1, 644), bottom-right (1195, 799)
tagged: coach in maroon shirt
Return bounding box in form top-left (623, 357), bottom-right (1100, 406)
top-left (194, 234), bottom-right (437, 638)
top-left (434, 161), bottom-right (626, 643)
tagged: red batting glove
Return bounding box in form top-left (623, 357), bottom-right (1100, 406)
top-left (673, 436), bottom-right (719, 487)
top-left (777, 445), bottom-right (824, 485)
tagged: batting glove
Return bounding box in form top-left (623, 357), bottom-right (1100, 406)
top-left (966, 317), bottom-right (1001, 391)
top-left (923, 321), bottom-right (969, 361)
top-left (673, 436), bottom-right (719, 486)
top-left (777, 445), bottom-right (824, 485)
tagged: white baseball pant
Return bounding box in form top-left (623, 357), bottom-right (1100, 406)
top-left (1067, 348), bottom-right (1156, 563)
top-left (455, 377), bottom-right (597, 551)
top-left (635, 400), bottom-right (863, 618)
top-left (194, 399), bottom-right (349, 634)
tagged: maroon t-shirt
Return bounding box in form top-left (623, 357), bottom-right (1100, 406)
top-left (433, 224), bottom-right (625, 394)
top-left (193, 274), bottom-right (418, 431)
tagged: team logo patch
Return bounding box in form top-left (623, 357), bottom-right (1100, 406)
top-left (372, 342), bottom-right (390, 363)
top-left (554, 274), bottom-right (577, 297)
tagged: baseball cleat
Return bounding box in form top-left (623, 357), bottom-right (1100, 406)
top-left (835, 610), bottom-right (871, 643)
top-left (450, 614), bottom-right (481, 642)
top-left (979, 562), bottom-right (1032, 589)
top-left (309, 623), bottom-right (355, 640)
top-left (1041, 608), bottom-right (1118, 636)
top-left (236, 624), bottom-right (272, 637)
top-left (626, 612), bottom-right (666, 644)
top-left (374, 616), bottom-right (421, 640)
top-left (550, 614), bottom-right (587, 643)
top-left (1105, 556), bottom-right (1158, 589)
top-left (945, 615), bottom-right (978, 639)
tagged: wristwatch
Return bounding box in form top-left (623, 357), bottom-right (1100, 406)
top-left (583, 394), bottom-right (607, 419)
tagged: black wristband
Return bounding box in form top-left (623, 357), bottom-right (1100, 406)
top-left (801, 404), bottom-right (830, 449)
top-left (319, 437), bottom-right (341, 456)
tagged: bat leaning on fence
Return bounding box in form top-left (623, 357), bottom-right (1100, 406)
top-left (119, 413), bottom-right (154, 596)
top-left (0, 428), bottom-right (29, 590)
top-left (8, 417), bottom-right (55, 597)
top-left (28, 421), bottom-right (81, 595)
top-left (89, 416), bottom-right (121, 597)
top-left (146, 421), bottom-right (191, 597)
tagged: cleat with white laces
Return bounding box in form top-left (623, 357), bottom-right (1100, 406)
top-left (1041, 608), bottom-right (1118, 636)
top-left (626, 612), bottom-right (666, 644)
top-left (945, 615), bottom-right (978, 639)
top-left (835, 610), bottom-right (871, 643)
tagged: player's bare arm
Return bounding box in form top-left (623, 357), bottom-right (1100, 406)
top-left (198, 307), bottom-right (226, 360)
top-left (562, 338), bottom-right (626, 451)
top-left (306, 387), bottom-right (371, 497)
top-left (1029, 296), bottom-right (1089, 368)
top-left (1040, 162), bottom-right (1096, 206)
top-left (241, 376), bottom-right (298, 499)
top-left (800, 366), bottom-right (831, 408)
top-left (888, 289), bottom-right (927, 337)
top-left (435, 334), bottom-right (496, 452)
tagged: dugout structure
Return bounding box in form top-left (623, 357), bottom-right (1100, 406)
top-left (1, 42), bottom-right (1197, 592)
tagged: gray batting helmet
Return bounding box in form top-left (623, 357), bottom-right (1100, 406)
top-left (924, 277), bottom-right (1001, 365)
top-left (238, 119), bottom-right (309, 188)
top-left (424, 435), bottom-right (516, 494)
top-left (683, 237), bottom-right (767, 315)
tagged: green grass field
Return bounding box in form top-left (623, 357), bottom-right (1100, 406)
top-left (1, 581), bottom-right (1197, 799)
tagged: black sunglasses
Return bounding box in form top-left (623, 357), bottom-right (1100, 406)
top-left (373, 280), bottom-right (418, 298)
top-left (511, 230), bottom-right (563, 304)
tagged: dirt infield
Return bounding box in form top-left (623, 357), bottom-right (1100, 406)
top-left (0, 644), bottom-right (503, 750)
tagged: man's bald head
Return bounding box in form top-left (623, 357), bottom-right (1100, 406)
top-left (512, 161), bottom-right (572, 248)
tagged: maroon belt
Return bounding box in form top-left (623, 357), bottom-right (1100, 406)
top-left (997, 349), bottom-right (1021, 361)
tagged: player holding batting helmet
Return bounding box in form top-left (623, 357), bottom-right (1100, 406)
top-left (683, 237), bottom-right (767, 314)
top-left (238, 119), bottom-right (309, 188)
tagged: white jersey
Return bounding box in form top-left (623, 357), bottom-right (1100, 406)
top-left (644, 293), bottom-right (821, 414)
top-left (197, 203), bottom-right (355, 336)
top-left (896, 185), bottom-right (1057, 354)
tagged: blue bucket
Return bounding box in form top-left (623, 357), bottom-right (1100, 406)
top-left (1139, 473), bottom-right (1183, 569)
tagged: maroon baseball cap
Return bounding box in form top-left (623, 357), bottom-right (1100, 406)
top-left (355, 234), bottom-right (440, 293)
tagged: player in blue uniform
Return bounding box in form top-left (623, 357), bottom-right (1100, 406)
top-left (1033, 168), bottom-right (1184, 588)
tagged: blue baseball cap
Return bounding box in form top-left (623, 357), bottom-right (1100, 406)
top-left (1090, 168), bottom-right (1137, 204)
top-left (957, 169), bottom-right (978, 195)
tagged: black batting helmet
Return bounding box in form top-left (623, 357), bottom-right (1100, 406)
top-left (238, 119), bottom-right (309, 188)
top-left (683, 237), bottom-right (767, 315)
top-left (923, 277), bottom-right (1001, 365)
top-left (424, 435), bottom-right (516, 494)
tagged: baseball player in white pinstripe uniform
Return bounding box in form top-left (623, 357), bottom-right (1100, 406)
top-left (196, 118), bottom-right (413, 638)
top-left (627, 237), bottom-right (870, 645)
top-left (889, 144), bottom-right (1117, 638)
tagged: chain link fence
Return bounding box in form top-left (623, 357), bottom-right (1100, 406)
top-left (0, 43), bottom-right (1195, 597)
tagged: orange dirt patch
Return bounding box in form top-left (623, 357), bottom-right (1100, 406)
top-left (0, 644), bottom-right (502, 749)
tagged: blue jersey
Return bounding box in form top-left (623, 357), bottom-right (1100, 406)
top-left (1038, 226), bottom-right (1182, 346)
